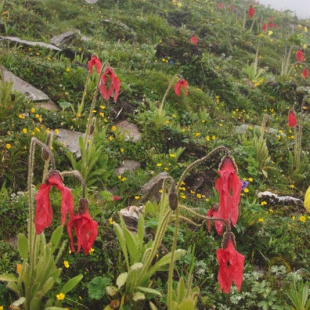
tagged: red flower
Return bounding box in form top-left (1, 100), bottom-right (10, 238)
top-left (262, 23), bottom-right (268, 32)
top-left (269, 22), bottom-right (274, 28)
top-left (67, 206), bottom-right (98, 255)
top-left (99, 68), bottom-right (121, 101)
top-left (270, 16), bottom-right (274, 21)
top-left (213, 156), bottom-right (242, 235)
top-left (296, 49), bottom-right (304, 62)
top-left (88, 55), bottom-right (102, 74)
top-left (35, 171), bottom-right (74, 235)
top-left (248, 5), bottom-right (255, 18)
top-left (218, 2), bottom-right (224, 9)
top-left (288, 109), bottom-right (297, 128)
top-left (174, 79), bottom-right (188, 97)
top-left (190, 35), bottom-right (198, 44)
top-left (302, 67), bottom-right (309, 79)
top-left (230, 4), bottom-right (235, 10)
top-left (216, 237), bottom-right (245, 293)
top-left (112, 195), bottom-right (121, 201)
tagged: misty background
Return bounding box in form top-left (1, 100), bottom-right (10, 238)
top-left (258, 0), bottom-right (310, 19)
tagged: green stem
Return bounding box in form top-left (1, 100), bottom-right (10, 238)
top-left (159, 74), bottom-right (180, 112)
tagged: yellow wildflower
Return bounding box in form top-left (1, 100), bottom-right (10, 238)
top-left (64, 261), bottom-right (69, 268)
top-left (258, 218), bottom-right (264, 223)
top-left (56, 293), bottom-right (65, 300)
top-left (299, 216), bottom-right (306, 222)
top-left (6, 143), bottom-right (11, 149)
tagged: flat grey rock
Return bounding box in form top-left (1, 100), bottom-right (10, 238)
top-left (115, 120), bottom-right (141, 142)
top-left (85, 0), bottom-right (98, 3)
top-left (2, 66), bottom-right (50, 102)
top-left (50, 31), bottom-right (77, 47)
top-left (114, 160), bottom-right (140, 175)
top-left (0, 36), bottom-right (61, 51)
top-left (54, 128), bottom-right (85, 158)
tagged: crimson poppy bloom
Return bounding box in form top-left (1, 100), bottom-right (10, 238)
top-left (88, 55), bottom-right (102, 74)
top-left (67, 205), bottom-right (98, 255)
top-left (190, 35), bottom-right (198, 44)
top-left (302, 67), bottom-right (309, 79)
top-left (99, 68), bottom-right (121, 101)
top-left (262, 23), bottom-right (268, 32)
top-left (35, 171), bottom-right (74, 235)
top-left (216, 237), bottom-right (245, 293)
top-left (248, 5), bottom-right (255, 18)
top-left (214, 156), bottom-right (242, 235)
top-left (296, 49), bottom-right (304, 62)
top-left (288, 109), bottom-right (297, 128)
top-left (174, 79), bottom-right (188, 96)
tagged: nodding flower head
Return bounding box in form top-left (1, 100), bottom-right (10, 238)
top-left (99, 67), bottom-right (121, 102)
top-left (288, 109), bottom-right (297, 128)
top-left (88, 55), bottom-right (102, 74)
top-left (248, 5), bottom-right (255, 18)
top-left (35, 170), bottom-right (74, 235)
top-left (174, 79), bottom-right (188, 97)
top-left (296, 49), bottom-right (304, 62)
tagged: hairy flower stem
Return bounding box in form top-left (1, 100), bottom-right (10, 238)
top-left (78, 73), bottom-right (90, 116)
top-left (61, 170), bottom-right (86, 197)
top-left (167, 146), bottom-right (228, 308)
top-left (42, 132), bottom-right (54, 183)
top-left (159, 74), bottom-right (180, 112)
top-left (28, 138), bottom-right (55, 279)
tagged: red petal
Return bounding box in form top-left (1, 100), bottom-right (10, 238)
top-left (288, 110), bottom-right (297, 128)
top-left (35, 183), bottom-right (53, 234)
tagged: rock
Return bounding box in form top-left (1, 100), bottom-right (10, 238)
top-left (235, 124), bottom-right (285, 136)
top-left (257, 191), bottom-right (303, 207)
top-left (140, 172), bottom-right (169, 203)
top-left (34, 99), bottom-right (59, 111)
top-left (50, 31), bottom-right (77, 47)
top-left (85, 0), bottom-right (98, 3)
top-left (54, 128), bottom-right (85, 158)
top-left (119, 205), bottom-right (144, 233)
top-left (115, 120), bottom-right (141, 142)
top-left (2, 66), bottom-right (50, 102)
top-left (0, 36), bottom-right (61, 51)
top-left (114, 159), bottom-right (140, 175)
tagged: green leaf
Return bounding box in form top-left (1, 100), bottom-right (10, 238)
top-left (41, 277), bottom-right (55, 295)
top-left (116, 272), bottom-right (128, 289)
top-left (113, 222), bottom-right (129, 269)
top-left (0, 273), bottom-right (18, 282)
top-left (46, 307), bottom-right (67, 310)
top-left (149, 301), bottom-right (158, 310)
top-left (61, 274), bottom-right (83, 294)
top-left (138, 286), bottom-right (162, 297)
top-left (177, 277), bottom-right (185, 303)
top-left (11, 297), bottom-right (26, 306)
top-left (87, 276), bottom-right (111, 300)
top-left (49, 225), bottom-right (63, 254)
top-left (17, 233), bottom-right (28, 260)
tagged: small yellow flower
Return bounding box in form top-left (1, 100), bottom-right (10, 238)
top-left (18, 114), bottom-right (25, 119)
top-left (22, 128), bottom-right (27, 134)
top-left (195, 132), bottom-right (201, 137)
top-left (100, 105), bottom-right (105, 109)
top-left (108, 136), bottom-right (114, 141)
top-left (248, 177), bottom-right (253, 182)
top-left (65, 67), bottom-right (70, 72)
top-left (99, 112), bottom-right (105, 117)
top-left (269, 209), bottom-right (274, 213)
top-left (39, 117), bottom-right (42, 122)
top-left (206, 135), bottom-right (210, 141)
top-left (261, 201), bottom-right (267, 206)
top-left (211, 135), bottom-right (216, 140)
top-left (0, 306), bottom-right (3, 310)
top-left (121, 177), bottom-right (126, 182)
top-left (30, 107), bottom-right (36, 113)
top-left (258, 218), bottom-right (264, 223)
top-left (156, 163), bottom-right (162, 167)
top-left (169, 153), bottom-right (176, 158)
top-left (6, 143), bottom-right (11, 149)
top-left (120, 148), bottom-right (124, 153)
top-left (196, 193), bottom-right (202, 199)
top-left (292, 216), bottom-right (296, 221)
top-left (111, 125), bottom-right (117, 131)
top-left (55, 129), bottom-right (59, 134)
top-left (134, 196), bottom-right (140, 200)
top-left (89, 248), bottom-right (95, 254)
top-left (77, 113), bottom-right (81, 118)
top-left (64, 260), bottom-right (70, 268)
top-left (56, 293), bottom-right (65, 300)
top-left (290, 184), bottom-right (295, 189)
top-left (243, 188), bottom-right (249, 193)
top-left (109, 217), bottom-right (114, 225)
top-left (299, 216), bottom-right (306, 222)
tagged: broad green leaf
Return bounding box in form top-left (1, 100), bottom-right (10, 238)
top-left (87, 276), bottom-right (111, 300)
top-left (113, 222), bottom-right (129, 269)
top-left (133, 291), bottom-right (145, 301)
top-left (17, 233), bottom-right (28, 260)
top-left (7, 281), bottom-right (19, 295)
top-left (116, 272), bottom-right (128, 289)
top-left (0, 273), bottom-right (18, 282)
top-left (41, 277), bottom-right (55, 295)
top-left (137, 215), bottom-right (145, 246)
top-left (179, 298), bottom-right (197, 310)
top-left (138, 286), bottom-right (162, 297)
top-left (304, 186), bottom-right (310, 212)
top-left (49, 225), bottom-right (63, 254)
top-left (61, 274), bottom-right (83, 294)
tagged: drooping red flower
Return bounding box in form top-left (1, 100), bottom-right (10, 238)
top-left (262, 23), bottom-right (268, 32)
top-left (302, 67), bottom-right (309, 79)
top-left (248, 5), bottom-right (255, 18)
top-left (99, 67), bottom-right (121, 101)
top-left (288, 109), bottom-right (297, 128)
top-left (190, 35), bottom-right (198, 44)
top-left (269, 22), bottom-right (274, 28)
top-left (213, 156), bottom-right (242, 235)
top-left (230, 4), bottom-right (235, 11)
top-left (216, 236), bottom-right (245, 293)
top-left (88, 55), bottom-right (102, 74)
top-left (112, 195), bottom-right (121, 201)
top-left (174, 79), bottom-right (188, 96)
top-left (35, 171), bottom-right (74, 235)
top-left (67, 201), bottom-right (98, 255)
top-left (296, 49), bottom-right (304, 62)
top-left (218, 2), bottom-right (224, 9)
